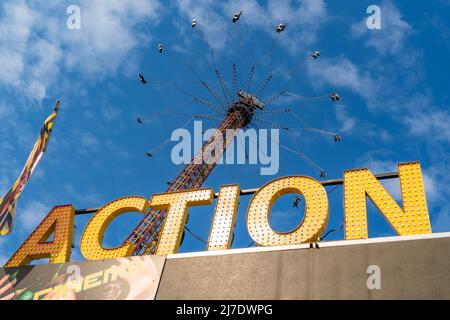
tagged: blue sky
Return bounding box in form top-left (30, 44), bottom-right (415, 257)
top-left (0, 0), bottom-right (449, 265)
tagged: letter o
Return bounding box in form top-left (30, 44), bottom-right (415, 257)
top-left (247, 176), bottom-right (329, 246)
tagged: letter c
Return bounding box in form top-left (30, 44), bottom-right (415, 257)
top-left (80, 197), bottom-right (148, 260)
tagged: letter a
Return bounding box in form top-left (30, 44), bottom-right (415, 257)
top-left (66, 5), bottom-right (81, 30)
top-left (367, 265), bottom-right (381, 290)
top-left (6, 205), bottom-right (75, 267)
top-left (366, 5), bottom-right (382, 30)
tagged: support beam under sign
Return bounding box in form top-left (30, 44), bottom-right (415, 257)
top-left (74, 172), bottom-right (400, 215)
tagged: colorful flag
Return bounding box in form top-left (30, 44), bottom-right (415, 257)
top-left (0, 101), bottom-right (60, 236)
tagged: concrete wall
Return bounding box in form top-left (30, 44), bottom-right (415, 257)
top-left (156, 233), bottom-right (450, 299)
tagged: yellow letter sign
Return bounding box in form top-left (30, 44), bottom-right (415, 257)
top-left (6, 205), bottom-right (75, 267)
top-left (80, 197), bottom-right (148, 260)
top-left (207, 184), bottom-right (240, 251)
top-left (247, 176), bottom-right (329, 246)
top-left (151, 188), bottom-right (214, 255)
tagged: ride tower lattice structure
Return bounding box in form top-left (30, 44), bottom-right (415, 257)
top-left (128, 88), bottom-right (266, 255)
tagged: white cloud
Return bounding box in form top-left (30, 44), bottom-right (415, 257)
top-left (17, 200), bottom-right (50, 233)
top-left (432, 204), bottom-right (450, 232)
top-left (174, 0), bottom-right (328, 54)
top-left (0, 0), bottom-right (162, 102)
top-left (0, 1), bottom-right (34, 87)
top-left (101, 104), bottom-right (122, 121)
top-left (80, 132), bottom-right (100, 149)
top-left (362, 158), bottom-right (441, 204)
top-left (362, 159), bottom-right (402, 200)
top-left (362, 159), bottom-right (397, 173)
top-left (174, 0), bottom-right (230, 51)
top-left (306, 56), bottom-right (376, 102)
top-left (64, 183), bottom-right (103, 207)
top-left (305, 0), bottom-right (448, 159)
top-left (270, 209), bottom-right (303, 230)
top-left (0, 102), bottom-right (35, 193)
top-left (351, 0), bottom-right (412, 55)
top-left (404, 110), bottom-right (450, 143)
top-left (61, 0), bottom-right (162, 77)
top-left (0, 237), bottom-right (9, 265)
top-left (422, 173), bottom-right (440, 203)
top-left (240, 0), bottom-right (327, 53)
top-left (335, 104), bottom-right (356, 133)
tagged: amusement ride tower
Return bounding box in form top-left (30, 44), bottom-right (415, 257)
top-left (126, 16), bottom-right (337, 256)
top-left (127, 89), bottom-right (267, 255)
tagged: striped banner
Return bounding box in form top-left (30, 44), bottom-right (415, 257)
top-left (0, 101), bottom-right (60, 236)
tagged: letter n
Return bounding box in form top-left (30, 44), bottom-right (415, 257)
top-left (5, 205), bottom-right (75, 267)
top-left (344, 162), bottom-right (431, 239)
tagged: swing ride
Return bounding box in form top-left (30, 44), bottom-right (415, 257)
top-left (128, 9), bottom-right (346, 255)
